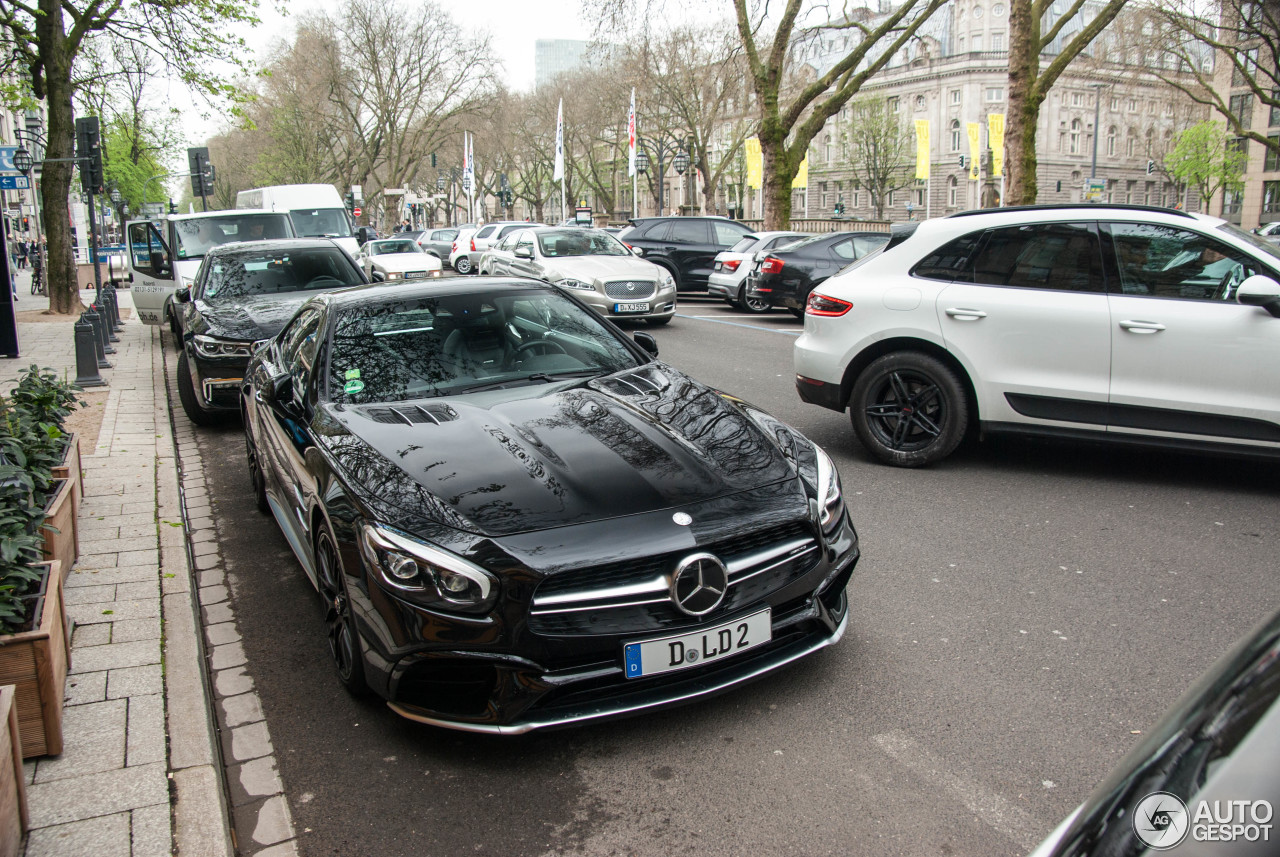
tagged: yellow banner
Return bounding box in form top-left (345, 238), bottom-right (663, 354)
top-left (792, 156), bottom-right (808, 189)
top-left (915, 119), bottom-right (930, 180)
top-left (988, 113), bottom-right (1005, 178)
top-left (746, 137), bottom-right (762, 190)
top-left (967, 122), bottom-right (981, 180)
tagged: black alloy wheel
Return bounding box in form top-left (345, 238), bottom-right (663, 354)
top-left (243, 427), bottom-right (270, 515)
top-left (315, 529), bottom-right (369, 695)
top-left (176, 350), bottom-right (219, 427)
top-left (735, 283), bottom-right (771, 314)
top-left (850, 352), bottom-right (968, 467)
top-left (454, 256), bottom-right (473, 275)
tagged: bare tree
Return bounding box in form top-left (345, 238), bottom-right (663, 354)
top-left (839, 97), bottom-right (914, 220)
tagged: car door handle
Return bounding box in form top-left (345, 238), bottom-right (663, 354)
top-left (1119, 320), bottom-right (1166, 333)
top-left (944, 307), bottom-right (987, 320)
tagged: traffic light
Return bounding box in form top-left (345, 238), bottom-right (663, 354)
top-left (344, 191), bottom-right (355, 213)
top-left (187, 147), bottom-right (214, 196)
top-left (1146, 159), bottom-right (1156, 176)
top-left (22, 217), bottom-right (29, 230)
top-left (833, 201), bottom-right (845, 217)
top-left (431, 152), bottom-right (437, 168)
top-left (75, 116), bottom-right (104, 194)
top-left (958, 155), bottom-right (967, 169)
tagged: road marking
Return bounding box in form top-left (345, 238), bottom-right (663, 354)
top-left (873, 730), bottom-right (1044, 851)
top-left (675, 314), bottom-right (802, 336)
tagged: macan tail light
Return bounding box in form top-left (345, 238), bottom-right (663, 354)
top-left (806, 292), bottom-right (853, 317)
top-left (760, 256), bottom-right (785, 275)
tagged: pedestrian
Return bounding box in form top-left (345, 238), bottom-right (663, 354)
top-left (16, 240), bottom-right (26, 270)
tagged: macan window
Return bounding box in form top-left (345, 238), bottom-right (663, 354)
top-left (1107, 222), bottom-right (1262, 301)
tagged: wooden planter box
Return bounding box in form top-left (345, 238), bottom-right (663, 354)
top-left (0, 686), bottom-right (27, 857)
top-left (0, 562), bottom-right (68, 758)
top-left (40, 478), bottom-right (78, 579)
top-left (50, 433), bottom-right (82, 506)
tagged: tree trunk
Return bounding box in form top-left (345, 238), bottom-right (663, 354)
top-left (38, 0), bottom-right (80, 315)
top-left (1005, 0), bottom-right (1041, 205)
top-left (1005, 96), bottom-right (1043, 205)
top-left (760, 133), bottom-right (794, 230)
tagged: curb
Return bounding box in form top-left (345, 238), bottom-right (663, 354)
top-left (154, 326), bottom-right (237, 857)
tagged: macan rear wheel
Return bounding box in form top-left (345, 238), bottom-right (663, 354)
top-left (850, 352), bottom-right (969, 467)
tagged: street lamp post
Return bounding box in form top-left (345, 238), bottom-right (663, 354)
top-left (1089, 82), bottom-right (1108, 202)
top-left (634, 132), bottom-right (691, 217)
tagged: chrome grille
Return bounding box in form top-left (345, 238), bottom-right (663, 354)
top-left (603, 279), bottom-right (656, 300)
top-left (528, 522), bottom-right (819, 636)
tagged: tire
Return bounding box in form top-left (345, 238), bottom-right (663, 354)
top-left (176, 350), bottom-right (219, 427)
top-left (454, 256), bottom-right (473, 275)
top-left (315, 528), bottom-right (370, 696)
top-left (850, 352), bottom-right (969, 468)
top-left (645, 316), bottom-right (672, 326)
top-left (244, 425), bottom-right (271, 515)
top-left (735, 284), bottom-right (770, 314)
top-left (787, 307), bottom-right (805, 319)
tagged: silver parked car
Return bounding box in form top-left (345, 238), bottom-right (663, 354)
top-left (416, 228), bottom-right (459, 262)
top-left (483, 227), bottom-right (677, 326)
top-left (708, 231), bottom-right (808, 313)
top-left (356, 238), bottom-right (442, 281)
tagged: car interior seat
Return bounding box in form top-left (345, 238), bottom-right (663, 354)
top-left (441, 304), bottom-right (512, 374)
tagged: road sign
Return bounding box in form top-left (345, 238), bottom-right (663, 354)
top-left (1084, 178), bottom-right (1106, 203)
top-left (0, 176), bottom-right (30, 190)
top-left (0, 146), bottom-right (17, 174)
top-left (353, 206), bottom-right (362, 217)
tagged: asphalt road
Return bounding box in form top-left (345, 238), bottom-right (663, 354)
top-left (188, 297), bottom-right (1280, 857)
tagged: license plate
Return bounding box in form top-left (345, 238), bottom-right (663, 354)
top-left (405, 271), bottom-right (427, 279)
top-left (714, 262), bottom-right (722, 271)
top-left (613, 302), bottom-right (650, 314)
top-left (623, 609), bottom-right (771, 679)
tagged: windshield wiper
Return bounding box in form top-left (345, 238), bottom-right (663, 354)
top-left (453, 370), bottom-right (603, 395)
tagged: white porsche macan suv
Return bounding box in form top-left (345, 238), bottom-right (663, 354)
top-left (794, 204), bottom-right (1280, 467)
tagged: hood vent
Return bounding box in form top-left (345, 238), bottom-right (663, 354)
top-left (595, 366), bottom-right (670, 398)
top-left (359, 403), bottom-right (459, 425)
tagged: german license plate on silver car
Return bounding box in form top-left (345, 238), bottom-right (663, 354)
top-left (623, 609), bottom-right (771, 678)
top-left (613, 302), bottom-right (650, 314)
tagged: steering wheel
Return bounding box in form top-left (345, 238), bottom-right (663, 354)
top-left (306, 275), bottom-right (345, 289)
top-left (516, 339), bottom-right (568, 356)
top-left (1216, 263), bottom-right (1245, 301)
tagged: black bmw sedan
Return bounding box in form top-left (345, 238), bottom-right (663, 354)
top-left (748, 231), bottom-right (890, 317)
top-left (176, 239), bottom-right (368, 425)
top-left (241, 279), bottom-right (859, 733)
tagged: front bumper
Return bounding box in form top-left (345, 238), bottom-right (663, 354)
top-left (573, 286), bottom-right (678, 321)
top-left (188, 349), bottom-right (251, 411)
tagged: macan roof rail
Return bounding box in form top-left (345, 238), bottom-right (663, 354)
top-left (946, 203), bottom-right (1197, 220)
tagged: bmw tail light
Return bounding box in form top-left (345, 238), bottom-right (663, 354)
top-left (722, 259), bottom-right (741, 272)
top-left (761, 256), bottom-right (784, 275)
top-left (806, 293), bottom-right (853, 317)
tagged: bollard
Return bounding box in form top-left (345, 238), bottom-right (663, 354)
top-left (101, 291), bottom-right (120, 342)
top-left (73, 317), bottom-right (106, 387)
top-left (106, 285), bottom-right (123, 331)
top-left (83, 308), bottom-right (112, 369)
top-left (92, 302), bottom-right (116, 354)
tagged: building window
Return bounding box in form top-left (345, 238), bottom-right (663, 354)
top-left (1111, 97), bottom-right (1120, 111)
top-left (1230, 93), bottom-right (1253, 130)
top-left (1070, 119), bottom-right (1082, 154)
top-left (1070, 92), bottom-right (1083, 107)
top-left (958, 35), bottom-right (966, 52)
top-left (1125, 179), bottom-right (1136, 204)
top-left (853, 191), bottom-right (860, 208)
top-left (1234, 48), bottom-right (1259, 86)
top-left (888, 96), bottom-right (900, 113)
top-left (1126, 132), bottom-right (1136, 157)
top-left (949, 175), bottom-right (958, 207)
top-left (1223, 188), bottom-right (1244, 215)
top-left (972, 34), bottom-right (983, 51)
top-left (951, 119), bottom-right (962, 151)
top-left (1107, 126), bottom-right (1117, 156)
top-left (1129, 98), bottom-right (1138, 112)
top-left (915, 94), bottom-right (926, 109)
top-left (991, 33), bottom-right (1004, 51)
top-left (1266, 138), bottom-right (1280, 171)
top-left (888, 190), bottom-right (896, 206)
top-left (951, 89), bottom-right (961, 104)
top-left (1264, 181), bottom-right (1280, 213)
top-left (824, 135), bottom-right (832, 163)
top-left (985, 87), bottom-right (1003, 102)
top-left (1270, 90), bottom-right (1280, 127)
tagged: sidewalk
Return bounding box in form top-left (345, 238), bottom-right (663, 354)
top-left (0, 278), bottom-right (233, 856)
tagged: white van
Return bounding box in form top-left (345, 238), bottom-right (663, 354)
top-left (235, 185), bottom-right (359, 256)
top-left (125, 209), bottom-right (295, 330)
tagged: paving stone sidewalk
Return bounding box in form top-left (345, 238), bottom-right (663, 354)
top-left (0, 280), bottom-right (234, 857)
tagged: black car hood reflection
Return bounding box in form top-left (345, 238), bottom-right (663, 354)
top-left (319, 365), bottom-right (797, 537)
top-left (195, 293), bottom-right (314, 341)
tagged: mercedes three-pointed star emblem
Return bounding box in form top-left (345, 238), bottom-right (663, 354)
top-left (670, 553), bottom-right (729, 617)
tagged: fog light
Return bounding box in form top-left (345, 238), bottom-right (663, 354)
top-left (388, 555), bottom-right (418, 580)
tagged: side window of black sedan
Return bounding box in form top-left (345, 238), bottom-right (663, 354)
top-left (280, 309), bottom-right (324, 400)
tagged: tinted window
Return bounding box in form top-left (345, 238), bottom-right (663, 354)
top-left (830, 238), bottom-right (857, 260)
top-left (199, 248), bottom-right (364, 302)
top-left (475, 226), bottom-right (497, 239)
top-left (1109, 223), bottom-right (1265, 301)
top-left (431, 230), bottom-right (457, 241)
top-left (497, 225), bottom-right (524, 239)
top-left (852, 234), bottom-right (890, 257)
top-left (537, 229), bottom-right (630, 257)
top-left (173, 214), bottom-right (293, 260)
top-left (667, 220), bottom-right (711, 244)
top-left (910, 231), bottom-right (984, 282)
top-left (971, 223), bottom-right (1102, 292)
top-left (713, 222), bottom-right (751, 246)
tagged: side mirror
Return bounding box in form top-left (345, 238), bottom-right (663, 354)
top-left (514, 246), bottom-right (533, 259)
top-left (1236, 274), bottom-right (1280, 317)
top-left (630, 246), bottom-right (644, 257)
top-left (262, 373), bottom-right (297, 413)
top-left (150, 250), bottom-right (171, 277)
top-left (371, 271), bottom-right (386, 283)
top-left (633, 331), bottom-right (659, 356)
top-left (174, 287), bottom-right (191, 304)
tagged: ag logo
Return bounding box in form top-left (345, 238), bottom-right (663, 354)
top-left (1133, 792), bottom-right (1189, 850)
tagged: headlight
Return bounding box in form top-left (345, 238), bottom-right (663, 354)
top-left (812, 444), bottom-right (844, 536)
top-left (660, 272), bottom-right (675, 289)
top-left (358, 523), bottom-right (498, 614)
top-left (385, 271), bottom-right (403, 280)
top-left (193, 334), bottom-right (254, 359)
top-left (430, 270), bottom-right (442, 278)
top-left (555, 277), bottom-right (594, 291)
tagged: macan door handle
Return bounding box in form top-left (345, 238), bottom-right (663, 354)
top-left (944, 307), bottom-right (987, 319)
top-left (1119, 320), bottom-right (1166, 333)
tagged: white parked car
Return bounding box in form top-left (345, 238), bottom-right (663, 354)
top-left (451, 221), bottom-right (528, 274)
top-left (448, 228), bottom-right (479, 274)
top-left (707, 231), bottom-right (807, 313)
top-left (794, 204), bottom-right (1280, 467)
top-left (356, 237), bottom-right (442, 281)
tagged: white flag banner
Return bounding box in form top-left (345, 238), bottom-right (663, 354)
top-left (627, 89), bottom-right (636, 177)
top-left (553, 98), bottom-right (565, 182)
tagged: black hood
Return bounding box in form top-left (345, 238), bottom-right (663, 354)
top-left (317, 365), bottom-right (800, 538)
top-left (195, 293), bottom-right (313, 341)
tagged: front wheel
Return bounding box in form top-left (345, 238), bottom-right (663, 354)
top-left (244, 425), bottom-right (271, 515)
top-left (850, 352), bottom-right (969, 467)
top-left (454, 256), bottom-right (473, 275)
top-left (315, 529), bottom-right (370, 696)
top-left (176, 350), bottom-right (219, 427)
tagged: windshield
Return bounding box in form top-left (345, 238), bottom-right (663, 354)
top-left (173, 214), bottom-right (293, 260)
top-left (369, 240), bottom-right (421, 255)
top-left (290, 208), bottom-right (353, 239)
top-left (1218, 222), bottom-right (1280, 265)
top-left (537, 229), bottom-right (630, 258)
top-left (199, 247), bottom-right (364, 302)
top-left (327, 289), bottom-right (641, 404)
